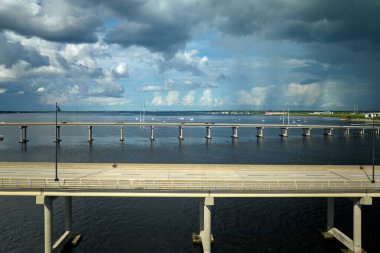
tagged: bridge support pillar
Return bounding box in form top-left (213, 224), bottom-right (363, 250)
top-left (205, 126), bottom-right (212, 139)
top-left (193, 197), bottom-right (214, 253)
top-left (150, 126), bottom-right (155, 140)
top-left (120, 126), bottom-right (124, 142)
top-left (37, 196), bottom-right (75, 253)
top-left (231, 127), bottom-right (238, 138)
top-left (323, 197), bottom-right (371, 253)
top-left (256, 127), bottom-right (264, 138)
top-left (302, 128), bottom-right (311, 136)
top-left (179, 126), bottom-right (184, 140)
top-left (280, 127), bottom-right (288, 137)
top-left (44, 197), bottom-right (53, 253)
top-left (359, 129), bottom-right (365, 136)
top-left (344, 128), bottom-right (350, 136)
top-left (323, 128), bottom-right (333, 136)
top-left (55, 126), bottom-right (61, 143)
top-left (88, 126), bottom-right (94, 142)
top-left (19, 126), bottom-right (28, 143)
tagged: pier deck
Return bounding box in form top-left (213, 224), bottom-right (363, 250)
top-left (0, 163), bottom-right (379, 197)
top-left (0, 162), bottom-right (378, 253)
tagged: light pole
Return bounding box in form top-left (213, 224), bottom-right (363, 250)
top-left (55, 102), bottom-right (61, 182)
top-left (371, 112), bottom-right (376, 183)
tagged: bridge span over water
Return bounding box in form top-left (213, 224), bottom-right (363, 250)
top-left (0, 162), bottom-right (378, 253)
top-left (1, 122), bottom-right (379, 143)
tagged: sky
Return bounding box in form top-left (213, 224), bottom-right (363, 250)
top-left (0, 0), bottom-right (379, 111)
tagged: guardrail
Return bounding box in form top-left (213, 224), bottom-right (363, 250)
top-left (0, 178), bottom-right (379, 192)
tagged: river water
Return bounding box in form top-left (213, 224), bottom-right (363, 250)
top-left (0, 112), bottom-right (379, 253)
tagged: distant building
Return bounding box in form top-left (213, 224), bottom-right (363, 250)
top-left (310, 111), bottom-right (334, 115)
top-left (265, 112), bottom-right (287, 115)
top-left (365, 113), bottom-right (380, 118)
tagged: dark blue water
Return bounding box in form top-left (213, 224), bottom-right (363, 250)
top-left (0, 112), bottom-right (379, 252)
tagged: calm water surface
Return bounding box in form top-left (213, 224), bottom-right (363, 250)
top-left (0, 112), bottom-right (379, 253)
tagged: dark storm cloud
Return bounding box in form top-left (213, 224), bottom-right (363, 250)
top-left (103, 1), bottom-right (199, 55)
top-left (0, 0), bottom-right (102, 43)
top-left (104, 21), bottom-right (190, 55)
top-left (0, 34), bottom-right (49, 68)
top-left (213, 0), bottom-right (380, 47)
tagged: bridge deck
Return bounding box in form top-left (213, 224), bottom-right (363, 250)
top-left (1, 122), bottom-right (380, 129)
top-left (0, 163), bottom-right (379, 197)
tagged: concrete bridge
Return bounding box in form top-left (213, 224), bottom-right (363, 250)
top-left (0, 162), bottom-right (378, 253)
top-left (1, 122), bottom-right (379, 143)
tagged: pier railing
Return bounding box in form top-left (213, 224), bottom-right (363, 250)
top-left (1, 177), bottom-right (378, 192)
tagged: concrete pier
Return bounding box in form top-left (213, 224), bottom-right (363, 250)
top-left (205, 126), bottom-right (212, 139)
top-left (179, 126), bottom-right (184, 140)
top-left (150, 126), bottom-right (155, 140)
top-left (323, 128), bottom-right (333, 136)
top-left (194, 197), bottom-right (214, 253)
top-left (302, 128), bottom-right (311, 136)
top-left (55, 126), bottom-right (61, 143)
top-left (36, 196), bottom-right (74, 253)
top-left (231, 127), bottom-right (238, 138)
top-left (323, 197), bottom-right (372, 253)
top-left (327, 198), bottom-right (334, 231)
top-left (343, 128), bottom-right (350, 136)
top-left (44, 197), bottom-right (53, 253)
top-left (280, 127), bottom-right (288, 137)
top-left (88, 126), bottom-right (94, 142)
top-left (120, 126), bottom-right (124, 142)
top-left (19, 126), bottom-right (28, 143)
top-left (256, 127), bottom-right (264, 138)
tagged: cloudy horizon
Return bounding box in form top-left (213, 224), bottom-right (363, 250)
top-left (0, 0), bottom-right (379, 111)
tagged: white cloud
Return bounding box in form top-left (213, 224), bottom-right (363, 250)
top-left (151, 90), bottom-right (180, 106)
top-left (166, 90), bottom-right (179, 105)
top-left (200, 89), bottom-right (213, 106)
top-left (114, 63), bottom-right (128, 76)
top-left (140, 85), bottom-right (165, 92)
top-left (237, 86), bottom-right (270, 106)
top-left (182, 90), bottom-right (195, 105)
top-left (151, 92), bottom-right (164, 105)
top-left (199, 89), bottom-right (226, 106)
top-left (36, 87), bottom-right (46, 93)
top-left (283, 82), bottom-right (322, 106)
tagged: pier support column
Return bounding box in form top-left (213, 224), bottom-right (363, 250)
top-left (205, 126), bottom-right (212, 139)
top-left (193, 197), bottom-right (214, 253)
top-left (353, 200), bottom-right (362, 253)
top-left (344, 128), bottom-right (350, 136)
top-left (179, 126), bottom-right (184, 140)
top-left (40, 196), bottom-right (53, 253)
top-left (19, 126), bottom-right (28, 143)
top-left (88, 126), bottom-right (94, 142)
top-left (327, 197), bottom-right (334, 230)
top-left (120, 126), bottom-right (124, 142)
top-left (323, 128), bottom-right (333, 136)
top-left (65, 197), bottom-right (72, 232)
top-left (280, 127), bottom-right (288, 137)
top-left (45, 197), bottom-right (53, 253)
top-left (231, 127), bottom-right (238, 138)
top-left (323, 197), bottom-right (371, 253)
top-left (55, 126), bottom-right (61, 143)
top-left (359, 129), bottom-right (365, 136)
top-left (256, 127), bottom-right (264, 138)
top-left (302, 128), bottom-right (311, 137)
top-left (37, 196), bottom-right (76, 253)
top-left (150, 126), bottom-right (155, 140)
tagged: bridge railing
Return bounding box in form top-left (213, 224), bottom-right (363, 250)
top-left (0, 178), bottom-right (378, 192)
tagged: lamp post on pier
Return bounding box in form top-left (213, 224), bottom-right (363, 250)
top-left (55, 102), bottom-right (61, 182)
top-left (371, 112), bottom-right (376, 183)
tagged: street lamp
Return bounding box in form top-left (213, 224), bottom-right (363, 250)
top-left (371, 112), bottom-right (376, 183)
top-left (55, 102), bottom-right (61, 182)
